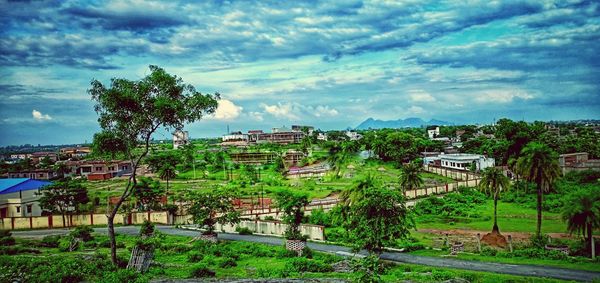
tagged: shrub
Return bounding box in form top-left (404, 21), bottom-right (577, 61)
top-left (308, 208), bottom-right (332, 227)
top-left (235, 226), bottom-right (253, 235)
top-left (529, 234), bottom-right (550, 249)
top-left (276, 249), bottom-right (299, 259)
top-left (188, 252), bottom-right (204, 263)
top-left (480, 247), bottom-right (498, 256)
top-left (39, 235), bottom-right (61, 248)
top-left (189, 264), bottom-right (216, 278)
top-left (0, 235), bottom-right (16, 246)
top-left (431, 270), bottom-right (454, 281)
top-left (219, 257), bottom-right (237, 268)
top-left (139, 220), bottom-right (155, 237)
top-left (103, 269), bottom-right (147, 283)
top-left (284, 257), bottom-right (333, 273)
top-left (70, 225), bottom-right (94, 242)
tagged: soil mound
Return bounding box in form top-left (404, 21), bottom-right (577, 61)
top-left (481, 231), bottom-right (507, 248)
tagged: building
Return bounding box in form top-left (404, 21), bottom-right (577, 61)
top-left (559, 152), bottom-right (600, 174)
top-left (78, 160), bottom-right (132, 181)
top-left (256, 130), bottom-right (304, 144)
top-left (316, 132), bottom-right (328, 141)
top-left (287, 164), bottom-right (330, 179)
top-left (0, 178), bottom-right (51, 217)
top-left (291, 125), bottom-right (315, 135)
top-left (230, 152), bottom-right (276, 165)
top-left (283, 150), bottom-right (305, 166)
top-left (60, 146), bottom-right (91, 158)
top-left (345, 131), bottom-right (362, 141)
top-left (427, 126), bottom-right (440, 139)
top-left (439, 153), bottom-right (495, 171)
top-left (8, 169), bottom-right (59, 180)
top-left (173, 130), bottom-right (189, 149)
top-left (222, 131), bottom-right (248, 142)
top-left (30, 151), bottom-right (58, 163)
top-left (9, 153), bottom-right (31, 160)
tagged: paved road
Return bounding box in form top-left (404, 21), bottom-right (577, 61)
top-left (12, 226), bottom-right (600, 282)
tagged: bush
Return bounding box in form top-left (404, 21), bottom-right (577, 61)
top-left (39, 235), bottom-right (61, 248)
top-left (284, 257), bottom-right (333, 273)
top-left (276, 249), bottom-right (300, 259)
top-left (431, 270), bottom-right (454, 281)
top-left (189, 264), bottom-right (216, 278)
top-left (308, 208), bottom-right (332, 227)
top-left (139, 220), bottom-right (155, 237)
top-left (187, 252), bottom-right (204, 263)
top-left (235, 226), bottom-right (253, 235)
top-left (70, 225), bottom-right (94, 242)
top-left (480, 247), bottom-right (498, 256)
top-left (219, 257), bottom-right (237, 268)
top-left (103, 269), bottom-right (147, 283)
top-left (529, 234), bottom-right (550, 249)
top-left (0, 235), bottom-right (16, 246)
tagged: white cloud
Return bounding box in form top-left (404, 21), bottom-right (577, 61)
top-left (211, 99), bottom-right (243, 120)
top-left (474, 89), bottom-right (534, 103)
top-left (32, 109), bottom-right (52, 121)
top-left (407, 106), bottom-right (425, 115)
top-left (261, 102), bottom-right (300, 120)
top-left (314, 105), bottom-right (339, 117)
top-left (408, 90), bottom-right (436, 102)
top-left (249, 111), bottom-right (264, 121)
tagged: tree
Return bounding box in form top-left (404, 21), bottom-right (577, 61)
top-left (52, 162), bottom-right (70, 177)
top-left (341, 186), bottom-right (413, 254)
top-left (340, 173), bottom-right (378, 208)
top-left (38, 178), bottom-right (89, 227)
top-left (561, 187), bottom-right (600, 255)
top-left (89, 65), bottom-right (219, 265)
top-left (179, 143), bottom-right (196, 170)
top-left (516, 142), bottom-right (561, 237)
top-left (157, 164), bottom-right (177, 194)
top-left (39, 156), bottom-right (55, 169)
top-left (274, 190), bottom-right (310, 241)
top-left (188, 190), bottom-right (240, 235)
top-left (399, 162), bottom-right (423, 193)
top-left (479, 167), bottom-right (510, 234)
top-left (132, 177), bottom-right (165, 211)
top-left (327, 143), bottom-right (347, 179)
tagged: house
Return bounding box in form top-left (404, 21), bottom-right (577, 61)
top-left (558, 152), bottom-right (600, 174)
top-left (78, 160), bottom-right (132, 181)
top-left (256, 129), bottom-right (304, 144)
top-left (345, 131), bottom-right (362, 141)
top-left (221, 131), bottom-right (249, 147)
top-left (427, 126), bottom-right (440, 139)
top-left (173, 130), bottom-right (189, 149)
top-left (30, 151), bottom-right (58, 163)
top-left (0, 178), bottom-right (51, 217)
top-left (291, 125), bottom-right (314, 135)
top-left (439, 153), bottom-right (495, 171)
top-left (60, 146), bottom-right (91, 158)
top-left (316, 132), bottom-right (328, 141)
top-left (9, 153), bottom-right (31, 160)
top-left (8, 169), bottom-right (59, 180)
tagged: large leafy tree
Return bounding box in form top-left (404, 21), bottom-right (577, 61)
top-left (516, 142), bottom-right (561, 237)
top-left (132, 177), bottom-right (165, 211)
top-left (274, 190), bottom-right (310, 241)
top-left (341, 185), bottom-right (413, 254)
top-left (561, 187), bottom-right (600, 255)
top-left (326, 143), bottom-right (347, 179)
top-left (188, 189), bottom-right (240, 235)
top-left (479, 167), bottom-right (510, 234)
top-left (38, 178), bottom-right (89, 227)
top-left (399, 162), bottom-right (423, 192)
top-left (89, 65), bottom-right (219, 264)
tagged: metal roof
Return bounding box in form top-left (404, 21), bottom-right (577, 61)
top-left (0, 178), bottom-right (51, 195)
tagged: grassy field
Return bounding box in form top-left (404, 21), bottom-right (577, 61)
top-left (2, 230), bottom-right (581, 282)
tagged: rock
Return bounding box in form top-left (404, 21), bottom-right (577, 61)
top-left (331, 260), bottom-right (352, 273)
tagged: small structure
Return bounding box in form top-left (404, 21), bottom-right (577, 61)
top-left (77, 160), bottom-right (132, 181)
top-left (345, 131), bottom-right (362, 141)
top-left (450, 242), bottom-right (464, 255)
top-left (8, 169), bottom-right (58, 180)
top-left (0, 178), bottom-right (51, 217)
top-left (30, 151), bottom-right (58, 163)
top-left (559, 152), bottom-right (600, 174)
top-left (427, 126), bottom-right (440, 139)
top-left (60, 146), bottom-right (91, 158)
top-left (316, 132), bottom-right (328, 141)
top-left (230, 152), bottom-right (276, 165)
top-left (287, 164), bottom-right (330, 179)
top-left (440, 153), bottom-right (495, 171)
top-left (282, 150), bottom-right (305, 166)
top-left (173, 130), bottom-right (189, 149)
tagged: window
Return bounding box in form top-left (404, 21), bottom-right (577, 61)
top-left (39, 173), bottom-right (44, 177)
top-left (95, 166), bottom-right (103, 171)
top-left (16, 206), bottom-right (21, 213)
top-left (108, 166), bottom-right (114, 171)
top-left (27, 205), bottom-right (32, 214)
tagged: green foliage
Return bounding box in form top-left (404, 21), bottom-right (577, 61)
top-left (341, 185), bottom-right (413, 253)
top-left (274, 190), bottom-right (310, 240)
top-left (284, 257), bottom-right (333, 273)
top-left (352, 255), bottom-right (386, 283)
top-left (0, 230), bottom-right (15, 246)
top-left (561, 185), bottom-right (600, 252)
top-left (38, 177), bottom-right (89, 215)
top-left (187, 252), bottom-right (204, 263)
top-left (189, 264), bottom-right (216, 278)
top-left (39, 235), bottom-right (61, 248)
top-left (413, 187), bottom-right (486, 218)
top-left (139, 220), bottom-right (155, 237)
top-left (70, 225), bottom-right (94, 242)
top-left (218, 257), bottom-right (237, 268)
top-left (308, 207), bottom-right (332, 226)
top-left (399, 161), bottom-right (424, 191)
top-left (102, 269), bottom-right (147, 283)
top-left (188, 189), bottom-right (240, 234)
top-left (132, 177), bottom-right (165, 211)
top-left (235, 226), bottom-right (253, 235)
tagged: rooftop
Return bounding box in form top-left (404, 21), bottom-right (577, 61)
top-left (0, 178), bottom-right (51, 195)
top-left (440, 153), bottom-right (487, 161)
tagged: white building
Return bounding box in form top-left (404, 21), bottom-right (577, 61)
top-left (316, 132), bottom-right (328, 141)
top-left (427, 126), bottom-right (440, 139)
top-left (440, 153), bottom-right (495, 171)
top-left (173, 130), bottom-right (189, 149)
top-left (222, 131), bottom-right (249, 142)
top-left (345, 131), bottom-right (362, 141)
top-left (0, 178), bottom-right (51, 217)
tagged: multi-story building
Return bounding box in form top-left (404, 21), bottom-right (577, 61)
top-left (60, 146), bottom-right (91, 158)
top-left (8, 169), bottom-right (59, 180)
top-left (78, 160), bottom-right (132, 181)
top-left (0, 178), bottom-right (51, 217)
top-left (436, 153), bottom-right (495, 171)
top-left (173, 130), bottom-right (189, 149)
top-left (30, 151), bottom-right (58, 163)
top-left (559, 152), bottom-right (600, 174)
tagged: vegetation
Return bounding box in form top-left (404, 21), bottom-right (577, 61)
top-left (478, 167), bottom-right (510, 233)
top-left (274, 190), bottom-right (310, 241)
top-left (188, 189), bottom-right (240, 235)
top-left (561, 186), bottom-right (600, 255)
top-left (89, 65), bottom-right (219, 265)
top-left (38, 178), bottom-right (89, 227)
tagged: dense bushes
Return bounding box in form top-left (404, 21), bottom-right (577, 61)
top-left (413, 187), bottom-right (486, 218)
top-left (284, 257), bottom-right (333, 273)
top-left (190, 264), bottom-right (216, 278)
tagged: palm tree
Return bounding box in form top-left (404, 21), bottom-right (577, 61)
top-left (340, 173), bottom-right (378, 207)
top-left (399, 162), bottom-right (423, 193)
top-left (157, 164), bottom-right (177, 195)
top-left (516, 142), bottom-right (561, 237)
top-left (561, 188), bottom-right (600, 255)
top-left (479, 167), bottom-right (510, 234)
top-left (327, 144), bottom-right (347, 179)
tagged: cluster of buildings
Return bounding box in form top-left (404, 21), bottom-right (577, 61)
top-left (558, 152), bottom-right (600, 174)
top-left (221, 125), bottom-right (314, 146)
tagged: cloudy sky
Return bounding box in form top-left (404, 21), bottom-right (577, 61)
top-left (1, 0), bottom-right (599, 146)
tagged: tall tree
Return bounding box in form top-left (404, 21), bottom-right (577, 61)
top-left (132, 177), bottom-right (165, 211)
top-left (561, 187), bottom-right (600, 255)
top-left (516, 142), bottom-right (561, 237)
top-left (274, 190), bottom-right (310, 241)
top-left (188, 189), bottom-right (240, 236)
top-left (479, 167), bottom-right (510, 234)
top-left (89, 65), bottom-right (218, 265)
top-left (399, 162), bottom-right (423, 192)
top-left (157, 164), bottom-right (177, 194)
top-left (38, 178), bottom-right (89, 227)
top-left (327, 143), bottom-right (347, 179)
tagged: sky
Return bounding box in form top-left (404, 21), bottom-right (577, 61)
top-left (1, 0), bottom-right (599, 146)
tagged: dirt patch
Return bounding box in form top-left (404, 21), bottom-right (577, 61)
top-left (481, 231), bottom-right (507, 248)
top-left (418, 228), bottom-right (572, 243)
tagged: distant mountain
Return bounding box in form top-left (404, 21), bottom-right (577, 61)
top-left (355, 117), bottom-right (453, 130)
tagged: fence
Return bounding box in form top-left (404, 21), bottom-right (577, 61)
top-left (0, 211), bottom-right (170, 230)
top-left (182, 220), bottom-right (325, 241)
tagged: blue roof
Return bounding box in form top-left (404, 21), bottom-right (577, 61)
top-left (0, 178), bottom-right (52, 195)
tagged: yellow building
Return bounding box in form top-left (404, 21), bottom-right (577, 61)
top-left (0, 178), bottom-right (51, 218)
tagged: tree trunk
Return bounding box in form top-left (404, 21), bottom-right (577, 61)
top-left (536, 183), bottom-right (543, 237)
top-left (587, 222), bottom-right (593, 254)
top-left (62, 213), bottom-right (66, 228)
top-left (492, 193), bottom-right (499, 233)
top-left (107, 211), bottom-right (118, 265)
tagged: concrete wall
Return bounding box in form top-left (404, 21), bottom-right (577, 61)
top-left (183, 220), bottom-right (325, 241)
top-left (0, 211), bottom-right (169, 230)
